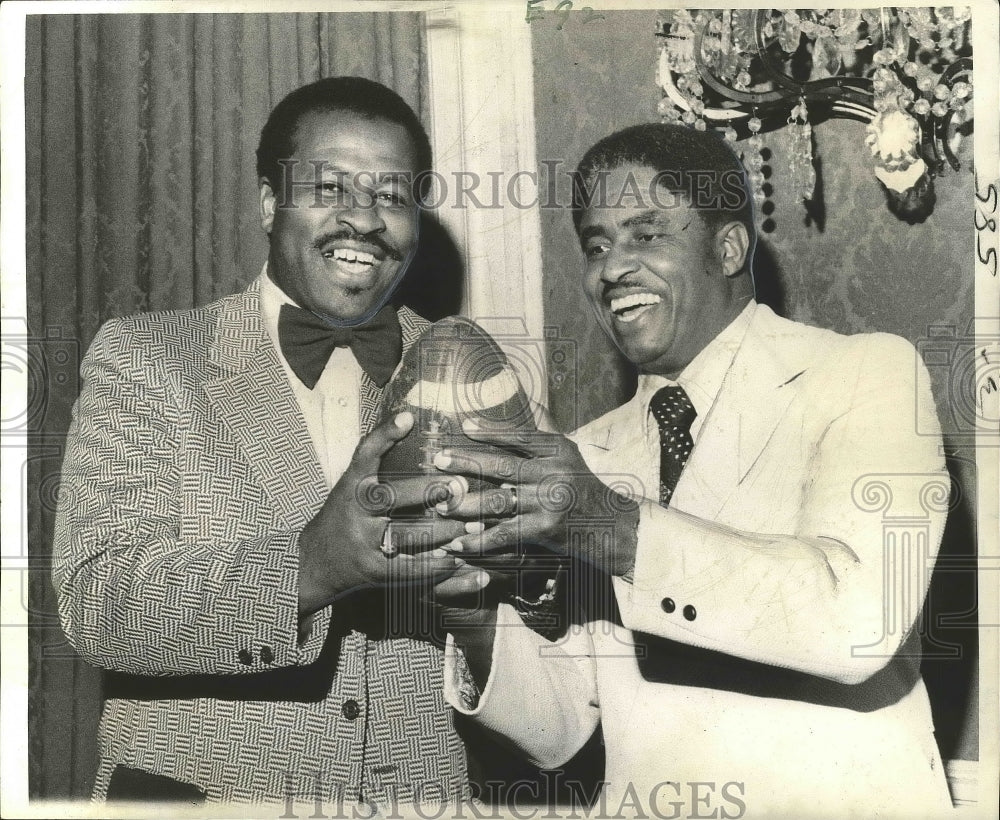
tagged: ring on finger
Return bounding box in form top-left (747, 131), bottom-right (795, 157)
top-left (380, 520), bottom-right (398, 558)
top-left (500, 482), bottom-right (518, 516)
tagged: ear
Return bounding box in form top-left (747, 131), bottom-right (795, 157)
top-left (259, 179), bottom-right (276, 234)
top-left (714, 220), bottom-right (751, 278)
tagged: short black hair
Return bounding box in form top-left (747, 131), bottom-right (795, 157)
top-left (256, 76), bottom-right (432, 199)
top-left (571, 123), bottom-right (754, 242)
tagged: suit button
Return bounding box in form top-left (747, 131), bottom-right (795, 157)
top-left (237, 649), bottom-right (254, 666)
top-left (661, 598), bottom-right (676, 614)
top-left (260, 646), bottom-right (274, 664)
top-left (342, 699), bottom-right (361, 721)
top-left (683, 605), bottom-right (697, 621)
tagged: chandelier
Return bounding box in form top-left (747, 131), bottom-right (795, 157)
top-left (655, 8), bottom-right (974, 226)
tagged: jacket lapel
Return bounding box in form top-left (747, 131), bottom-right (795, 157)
top-left (672, 305), bottom-right (808, 520)
top-left (202, 293), bottom-right (429, 526)
top-left (359, 305), bottom-right (430, 434)
top-left (202, 283), bottom-right (327, 530)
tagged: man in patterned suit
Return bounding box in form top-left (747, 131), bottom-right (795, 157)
top-left (53, 76), bottom-right (487, 808)
top-left (432, 123), bottom-right (954, 816)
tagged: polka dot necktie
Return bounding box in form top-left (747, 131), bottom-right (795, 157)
top-left (649, 385), bottom-right (697, 508)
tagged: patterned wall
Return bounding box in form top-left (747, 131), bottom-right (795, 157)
top-left (531, 9), bottom-right (977, 763)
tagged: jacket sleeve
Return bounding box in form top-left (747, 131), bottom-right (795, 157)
top-left (612, 334), bottom-right (947, 685)
top-left (52, 319), bottom-right (331, 676)
top-left (443, 604), bottom-right (600, 770)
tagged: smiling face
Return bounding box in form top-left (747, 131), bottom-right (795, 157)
top-left (578, 164), bottom-right (751, 378)
top-left (260, 110), bottom-right (420, 324)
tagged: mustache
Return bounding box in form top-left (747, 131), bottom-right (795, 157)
top-left (602, 280), bottom-right (657, 300)
top-left (312, 229), bottom-right (402, 262)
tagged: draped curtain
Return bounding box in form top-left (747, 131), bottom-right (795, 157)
top-left (25, 12), bottom-right (428, 797)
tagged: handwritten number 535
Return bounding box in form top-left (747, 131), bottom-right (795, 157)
top-left (975, 177), bottom-right (998, 277)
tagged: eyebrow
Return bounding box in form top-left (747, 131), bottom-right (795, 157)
top-left (579, 211), bottom-right (669, 243)
top-left (375, 171), bottom-right (413, 184)
top-left (313, 169), bottom-right (411, 184)
top-left (621, 210), bottom-right (677, 230)
top-left (579, 211), bottom-right (694, 247)
top-left (579, 225), bottom-right (607, 245)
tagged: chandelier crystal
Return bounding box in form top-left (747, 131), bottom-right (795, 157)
top-left (656, 8), bottom-right (974, 224)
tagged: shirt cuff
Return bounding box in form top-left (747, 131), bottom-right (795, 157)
top-left (450, 644), bottom-right (482, 711)
top-left (444, 604), bottom-right (520, 717)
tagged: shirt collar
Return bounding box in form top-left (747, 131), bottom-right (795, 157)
top-left (637, 300), bottom-right (757, 439)
top-left (258, 263), bottom-right (299, 356)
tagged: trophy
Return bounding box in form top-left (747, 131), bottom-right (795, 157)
top-left (378, 316), bottom-right (564, 615)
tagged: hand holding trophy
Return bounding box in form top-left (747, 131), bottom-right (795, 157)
top-left (378, 316), bottom-right (565, 622)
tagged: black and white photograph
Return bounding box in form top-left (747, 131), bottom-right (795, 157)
top-left (1, 1), bottom-right (997, 817)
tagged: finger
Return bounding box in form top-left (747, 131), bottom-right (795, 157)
top-left (430, 566), bottom-right (492, 600)
top-left (380, 474), bottom-right (468, 512)
top-left (459, 418), bottom-right (562, 457)
top-left (441, 517), bottom-right (526, 556)
top-left (356, 474), bottom-right (468, 517)
top-left (384, 552), bottom-right (464, 585)
top-left (435, 486), bottom-right (526, 520)
top-left (352, 411), bottom-right (415, 471)
top-left (433, 447), bottom-right (528, 484)
top-left (384, 519), bottom-right (481, 554)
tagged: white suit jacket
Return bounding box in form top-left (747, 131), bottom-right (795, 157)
top-left (446, 305), bottom-right (953, 818)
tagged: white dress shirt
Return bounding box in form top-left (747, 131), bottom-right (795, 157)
top-left (569, 300), bottom-right (757, 513)
top-left (635, 299), bottom-right (756, 446)
top-left (258, 269), bottom-right (363, 489)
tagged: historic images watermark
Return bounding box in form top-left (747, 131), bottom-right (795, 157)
top-left (1, 318), bottom-right (80, 657)
top-left (268, 161), bottom-right (751, 216)
top-left (278, 774), bottom-right (747, 820)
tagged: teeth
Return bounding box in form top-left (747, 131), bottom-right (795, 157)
top-left (610, 293), bottom-right (661, 315)
top-left (328, 249), bottom-right (376, 265)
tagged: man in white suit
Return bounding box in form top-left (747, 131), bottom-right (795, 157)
top-left (430, 123), bottom-right (954, 817)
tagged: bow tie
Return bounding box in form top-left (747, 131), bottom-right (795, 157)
top-left (277, 302), bottom-right (402, 389)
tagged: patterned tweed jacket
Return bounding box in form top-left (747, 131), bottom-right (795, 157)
top-left (52, 280), bottom-right (470, 806)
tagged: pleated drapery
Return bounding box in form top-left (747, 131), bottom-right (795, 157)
top-left (24, 12), bottom-right (428, 797)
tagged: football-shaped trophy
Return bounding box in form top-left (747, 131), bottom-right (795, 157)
top-left (378, 316), bottom-right (563, 609)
